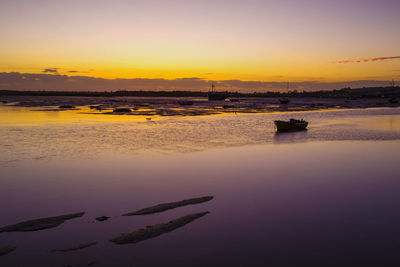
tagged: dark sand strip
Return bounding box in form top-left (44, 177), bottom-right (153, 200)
top-left (51, 242), bottom-right (97, 253)
top-left (0, 212), bottom-right (85, 232)
top-left (0, 246), bottom-right (16, 256)
top-left (123, 196), bottom-right (213, 216)
top-left (110, 211), bottom-right (210, 245)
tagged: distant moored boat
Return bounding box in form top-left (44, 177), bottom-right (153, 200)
top-left (279, 82), bottom-right (291, 104)
top-left (208, 84), bottom-right (228, 100)
top-left (274, 118), bottom-right (308, 132)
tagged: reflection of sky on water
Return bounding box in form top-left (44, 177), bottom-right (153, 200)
top-left (1, 107), bottom-right (400, 266)
top-left (1, 141), bottom-right (400, 266)
top-left (0, 106), bottom-right (160, 126)
top-left (1, 107), bottom-right (400, 165)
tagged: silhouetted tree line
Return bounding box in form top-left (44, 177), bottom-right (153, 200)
top-left (0, 86), bottom-right (399, 98)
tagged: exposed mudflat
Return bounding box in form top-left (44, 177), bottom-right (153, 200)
top-left (0, 245), bottom-right (16, 256)
top-left (0, 212), bottom-right (85, 232)
top-left (110, 212), bottom-right (210, 245)
top-left (50, 242), bottom-right (97, 253)
top-left (95, 216), bottom-right (110, 222)
top-left (123, 196), bottom-right (213, 216)
top-left (1, 95), bottom-right (399, 117)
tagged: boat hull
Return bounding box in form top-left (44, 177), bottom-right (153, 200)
top-left (274, 120), bottom-right (308, 132)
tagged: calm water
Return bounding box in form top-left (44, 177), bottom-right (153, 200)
top-left (1, 106), bottom-right (400, 266)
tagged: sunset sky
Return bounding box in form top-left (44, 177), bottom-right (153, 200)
top-left (0, 0), bottom-right (399, 91)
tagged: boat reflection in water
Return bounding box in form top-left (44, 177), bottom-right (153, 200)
top-left (273, 128), bottom-right (309, 144)
top-left (274, 118), bottom-right (308, 132)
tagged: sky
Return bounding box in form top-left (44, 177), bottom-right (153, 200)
top-left (0, 0), bottom-right (399, 91)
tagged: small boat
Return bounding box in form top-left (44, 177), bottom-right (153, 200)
top-left (279, 82), bottom-right (291, 104)
top-left (208, 84), bottom-right (228, 101)
top-left (113, 107), bottom-right (132, 113)
top-left (58, 105), bottom-right (76, 109)
top-left (274, 118), bottom-right (308, 132)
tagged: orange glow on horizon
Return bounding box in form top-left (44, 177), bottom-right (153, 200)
top-left (0, 0), bottom-right (399, 85)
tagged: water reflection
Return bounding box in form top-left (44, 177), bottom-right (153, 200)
top-left (273, 130), bottom-right (309, 144)
top-left (1, 141), bottom-right (400, 266)
top-left (1, 107), bottom-right (400, 166)
top-left (1, 105), bottom-right (400, 266)
top-left (0, 106), bottom-right (161, 126)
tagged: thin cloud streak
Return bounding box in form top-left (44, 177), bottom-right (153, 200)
top-left (335, 56), bottom-right (400, 64)
top-left (67, 70), bottom-right (91, 74)
top-left (42, 68), bottom-right (59, 73)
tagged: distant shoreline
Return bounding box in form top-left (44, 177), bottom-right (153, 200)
top-left (1, 86), bottom-right (399, 98)
top-left (1, 93), bottom-right (399, 117)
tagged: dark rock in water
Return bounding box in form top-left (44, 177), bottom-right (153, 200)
top-left (87, 261), bottom-right (97, 266)
top-left (110, 211), bottom-right (209, 245)
top-left (59, 105), bottom-right (75, 109)
top-left (1, 100), bottom-right (8, 104)
top-left (279, 98), bottom-right (290, 104)
top-left (123, 196), bottom-right (213, 216)
top-left (89, 105), bottom-right (109, 110)
top-left (0, 245), bottom-right (16, 256)
top-left (113, 108), bottom-right (132, 113)
top-left (50, 242), bottom-right (97, 253)
top-left (95, 216), bottom-right (110, 222)
top-left (0, 212), bottom-right (85, 232)
top-left (222, 105), bottom-right (234, 109)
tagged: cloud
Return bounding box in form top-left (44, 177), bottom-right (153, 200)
top-left (67, 70), bottom-right (91, 74)
top-left (0, 72), bottom-right (394, 92)
top-left (42, 68), bottom-right (91, 74)
top-left (335, 56), bottom-right (400, 64)
top-left (42, 68), bottom-right (59, 73)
